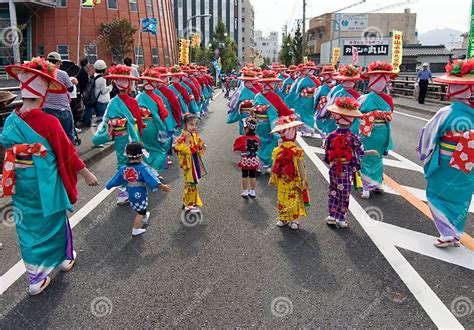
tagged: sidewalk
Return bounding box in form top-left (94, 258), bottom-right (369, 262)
top-left (392, 95), bottom-right (448, 114)
top-left (0, 127), bottom-right (114, 209)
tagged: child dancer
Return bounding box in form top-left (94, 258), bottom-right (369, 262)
top-left (106, 142), bottom-right (171, 236)
top-left (324, 97), bottom-right (378, 228)
top-left (269, 115), bottom-right (308, 230)
top-left (175, 113), bottom-right (207, 211)
top-left (233, 117), bottom-right (260, 198)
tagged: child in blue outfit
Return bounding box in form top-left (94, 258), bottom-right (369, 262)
top-left (106, 142), bottom-right (172, 236)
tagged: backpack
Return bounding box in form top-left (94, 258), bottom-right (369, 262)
top-left (82, 75), bottom-right (102, 107)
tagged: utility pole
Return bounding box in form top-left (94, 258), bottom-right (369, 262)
top-left (8, 0), bottom-right (20, 64)
top-left (302, 0), bottom-right (306, 61)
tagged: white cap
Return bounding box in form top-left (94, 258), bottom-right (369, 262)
top-left (423, 63), bottom-right (429, 67)
top-left (94, 60), bottom-right (107, 71)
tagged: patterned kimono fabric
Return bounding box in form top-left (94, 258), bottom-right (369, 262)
top-left (136, 92), bottom-right (171, 172)
top-left (279, 77), bottom-right (294, 98)
top-left (180, 82), bottom-right (200, 115)
top-left (285, 77), bottom-right (317, 133)
top-left (227, 87), bottom-right (256, 135)
top-left (1, 113), bottom-right (73, 285)
top-left (253, 93), bottom-right (281, 168)
top-left (418, 102), bottom-right (474, 240)
top-left (175, 132), bottom-right (207, 207)
top-left (314, 84), bottom-right (332, 134)
top-left (154, 89), bottom-right (178, 160)
top-left (357, 92), bottom-right (394, 191)
top-left (93, 96), bottom-right (141, 170)
top-left (271, 141), bottom-right (307, 222)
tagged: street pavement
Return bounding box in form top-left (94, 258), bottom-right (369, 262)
top-left (0, 92), bottom-right (472, 328)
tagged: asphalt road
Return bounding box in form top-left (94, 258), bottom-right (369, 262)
top-left (0, 93), bottom-right (472, 328)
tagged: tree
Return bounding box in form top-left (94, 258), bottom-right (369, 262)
top-left (209, 21), bottom-right (238, 73)
top-left (100, 19), bottom-right (137, 62)
top-left (279, 34), bottom-right (293, 67)
top-left (194, 47), bottom-right (212, 66)
top-left (292, 24), bottom-right (303, 65)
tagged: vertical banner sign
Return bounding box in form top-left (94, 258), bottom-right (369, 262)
top-left (391, 30), bottom-right (403, 73)
top-left (468, 0), bottom-right (474, 58)
top-left (332, 47), bottom-right (340, 66)
top-left (351, 46), bottom-right (359, 65)
top-left (179, 39), bottom-right (190, 65)
top-left (192, 33), bottom-right (201, 49)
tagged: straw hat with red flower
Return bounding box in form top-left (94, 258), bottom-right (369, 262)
top-left (433, 59), bottom-right (474, 85)
top-left (155, 66), bottom-right (172, 78)
top-left (333, 64), bottom-right (361, 81)
top-left (318, 65), bottom-right (336, 76)
top-left (327, 96), bottom-right (363, 117)
top-left (361, 61), bottom-right (398, 79)
top-left (238, 70), bottom-right (259, 81)
top-left (271, 114), bottom-right (304, 134)
top-left (259, 70), bottom-right (281, 83)
top-left (169, 65), bottom-right (187, 77)
top-left (105, 64), bottom-right (140, 81)
top-left (141, 67), bottom-right (164, 84)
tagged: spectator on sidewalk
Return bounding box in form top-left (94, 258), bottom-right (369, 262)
top-left (83, 59), bottom-right (112, 127)
top-left (124, 57), bottom-right (140, 97)
top-left (75, 58), bottom-right (90, 125)
top-left (417, 63), bottom-right (432, 104)
top-left (44, 52), bottom-right (77, 143)
top-left (0, 91), bottom-right (16, 111)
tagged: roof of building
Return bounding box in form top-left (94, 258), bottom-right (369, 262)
top-left (450, 48), bottom-right (467, 59)
top-left (403, 44), bottom-right (452, 57)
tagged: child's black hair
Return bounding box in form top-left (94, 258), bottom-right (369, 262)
top-left (126, 141), bottom-right (145, 159)
top-left (183, 113), bottom-right (197, 127)
top-left (244, 117), bottom-right (257, 136)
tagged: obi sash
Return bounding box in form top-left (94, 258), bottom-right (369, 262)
top-left (359, 110), bottom-right (393, 137)
top-left (301, 87), bottom-right (316, 98)
top-left (1, 143), bottom-right (47, 197)
top-left (253, 104), bottom-right (270, 122)
top-left (441, 130), bottom-right (474, 173)
top-left (239, 100), bottom-right (254, 114)
top-left (317, 95), bottom-right (328, 111)
top-left (108, 118), bottom-right (128, 137)
top-left (141, 107), bottom-right (153, 120)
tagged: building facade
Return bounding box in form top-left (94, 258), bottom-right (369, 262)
top-left (0, 0), bottom-right (178, 68)
top-left (254, 30), bottom-right (279, 63)
top-left (306, 9), bottom-right (417, 63)
top-left (240, 0), bottom-right (254, 64)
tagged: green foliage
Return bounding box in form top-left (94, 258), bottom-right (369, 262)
top-left (209, 21), bottom-right (238, 73)
top-left (100, 19), bottom-right (137, 62)
top-left (292, 24), bottom-right (303, 65)
top-left (279, 34), bottom-right (293, 66)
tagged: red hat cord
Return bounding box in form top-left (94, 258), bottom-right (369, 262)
top-left (15, 58), bottom-right (59, 99)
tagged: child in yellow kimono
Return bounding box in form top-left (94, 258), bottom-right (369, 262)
top-left (269, 115), bottom-right (309, 229)
top-left (175, 113), bottom-right (207, 210)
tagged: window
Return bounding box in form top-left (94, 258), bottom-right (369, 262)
top-left (81, 0), bottom-right (93, 7)
top-left (37, 45), bottom-right (44, 57)
top-left (129, 0), bottom-right (138, 12)
top-left (152, 47), bottom-right (159, 65)
top-left (178, 0), bottom-right (183, 7)
top-left (57, 45), bottom-right (69, 60)
top-left (135, 47), bottom-right (144, 65)
top-left (164, 48), bottom-right (170, 66)
top-left (84, 44), bottom-right (97, 64)
top-left (56, 0), bottom-right (67, 7)
top-left (107, 0), bottom-right (118, 9)
top-left (146, 0), bottom-right (153, 16)
top-left (112, 52), bottom-right (122, 64)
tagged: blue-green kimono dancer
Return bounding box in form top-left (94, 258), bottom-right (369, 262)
top-left (279, 77), bottom-right (294, 98)
top-left (181, 82), bottom-right (200, 115)
top-left (92, 96), bottom-right (141, 170)
top-left (285, 77), bottom-right (317, 132)
top-left (253, 93), bottom-right (280, 168)
top-left (314, 84), bottom-right (332, 133)
top-left (136, 92), bottom-right (171, 172)
top-left (1, 112), bottom-right (73, 285)
top-left (276, 74), bottom-right (287, 99)
top-left (227, 87), bottom-right (257, 135)
top-left (168, 84), bottom-right (189, 115)
top-left (357, 92), bottom-right (394, 191)
top-left (285, 77), bottom-right (302, 107)
top-left (418, 101), bottom-right (474, 241)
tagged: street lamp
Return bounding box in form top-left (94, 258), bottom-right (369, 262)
top-left (317, 18), bottom-right (341, 65)
top-left (187, 14), bottom-right (212, 63)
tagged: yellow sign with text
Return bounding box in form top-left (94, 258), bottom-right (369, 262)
top-left (179, 39), bottom-right (190, 65)
top-left (332, 47), bottom-right (340, 66)
top-left (391, 31), bottom-right (403, 73)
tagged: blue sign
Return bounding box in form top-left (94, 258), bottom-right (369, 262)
top-left (213, 59), bottom-right (221, 77)
top-left (142, 18), bottom-right (157, 35)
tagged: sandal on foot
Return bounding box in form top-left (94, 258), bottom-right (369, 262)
top-left (290, 222), bottom-right (300, 230)
top-left (59, 250), bottom-right (77, 272)
top-left (29, 277), bottom-right (51, 296)
top-left (326, 217), bottom-right (337, 225)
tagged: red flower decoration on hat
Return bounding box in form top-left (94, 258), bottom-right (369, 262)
top-left (169, 65), bottom-right (182, 73)
top-left (241, 70), bottom-right (257, 78)
top-left (108, 64), bottom-right (132, 76)
top-left (445, 59), bottom-right (474, 77)
top-left (155, 66), bottom-right (169, 74)
top-left (334, 96), bottom-right (359, 110)
top-left (367, 61), bottom-right (393, 72)
top-left (143, 67), bottom-right (160, 78)
top-left (261, 70), bottom-right (277, 79)
top-left (23, 57), bottom-right (57, 79)
top-left (337, 64), bottom-right (361, 77)
top-left (275, 114), bottom-right (298, 126)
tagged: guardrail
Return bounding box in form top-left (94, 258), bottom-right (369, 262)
top-left (391, 75), bottom-right (448, 101)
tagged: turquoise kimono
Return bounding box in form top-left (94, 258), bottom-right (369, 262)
top-left (418, 102), bottom-right (474, 240)
top-left (92, 96), bottom-right (141, 170)
top-left (253, 92), bottom-right (280, 167)
top-left (226, 87), bottom-right (256, 135)
top-left (181, 82), bottom-right (200, 115)
top-left (136, 92), bottom-right (171, 172)
top-left (285, 77), bottom-right (317, 131)
top-left (318, 84), bottom-right (352, 135)
top-left (154, 89), bottom-right (177, 134)
top-left (168, 85), bottom-right (189, 115)
top-left (357, 92), bottom-right (394, 190)
top-left (314, 84), bottom-right (332, 133)
top-left (279, 77), bottom-right (294, 98)
top-left (1, 112), bottom-right (72, 285)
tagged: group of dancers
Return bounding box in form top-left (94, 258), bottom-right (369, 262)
top-left (1, 59), bottom-right (212, 295)
top-left (226, 60), bottom-right (473, 245)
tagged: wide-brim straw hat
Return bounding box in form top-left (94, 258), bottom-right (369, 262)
top-left (140, 75), bottom-right (164, 83)
top-left (6, 64), bottom-right (66, 94)
top-left (327, 103), bottom-right (363, 117)
top-left (238, 76), bottom-right (259, 81)
top-left (271, 117), bottom-right (304, 134)
top-left (105, 74), bottom-right (140, 81)
top-left (360, 70), bottom-right (398, 80)
top-left (333, 74), bottom-right (361, 81)
top-left (433, 74), bottom-right (474, 85)
top-left (0, 91), bottom-right (17, 105)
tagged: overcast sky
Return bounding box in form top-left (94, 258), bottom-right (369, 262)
top-left (251, 0), bottom-right (471, 39)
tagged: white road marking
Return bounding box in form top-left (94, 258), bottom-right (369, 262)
top-left (297, 136), bottom-right (466, 328)
top-left (0, 188), bottom-right (115, 295)
top-left (212, 90), bottom-right (222, 100)
top-left (394, 110), bottom-right (430, 122)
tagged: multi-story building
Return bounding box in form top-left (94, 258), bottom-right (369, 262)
top-left (306, 9), bottom-right (417, 63)
top-left (240, 0), bottom-right (254, 64)
top-left (0, 0), bottom-right (178, 68)
top-left (254, 30), bottom-right (279, 63)
top-left (173, 0), bottom-right (240, 54)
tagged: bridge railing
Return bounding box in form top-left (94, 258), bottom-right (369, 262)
top-left (391, 74), bottom-right (448, 101)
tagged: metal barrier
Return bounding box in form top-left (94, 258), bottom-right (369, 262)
top-left (392, 75), bottom-right (448, 101)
